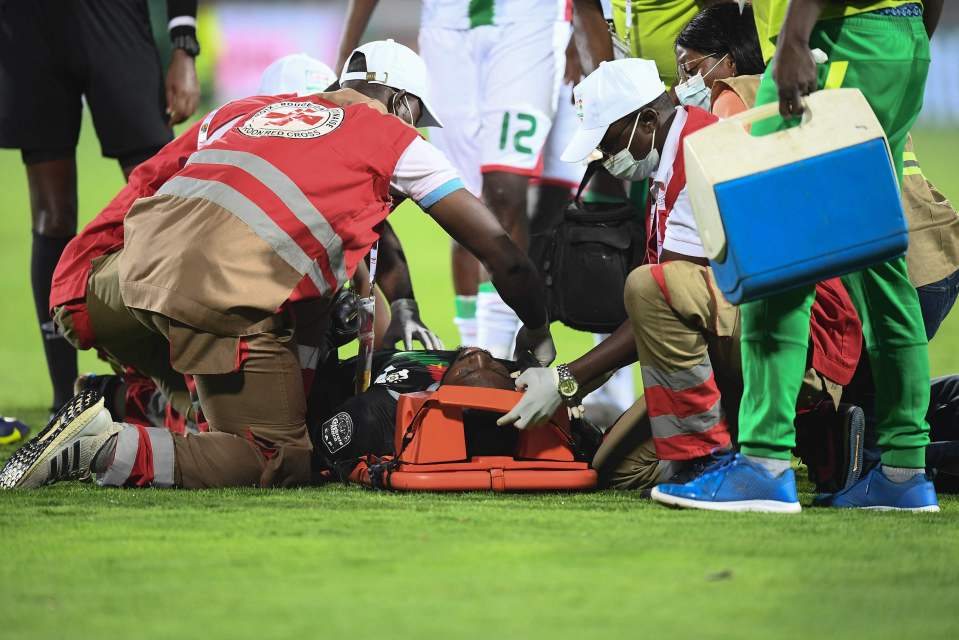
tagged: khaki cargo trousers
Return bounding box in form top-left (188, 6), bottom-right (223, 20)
top-left (54, 252), bottom-right (314, 488)
top-left (55, 253), bottom-right (194, 422)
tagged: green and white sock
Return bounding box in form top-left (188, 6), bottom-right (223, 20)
top-left (454, 295), bottom-right (477, 347)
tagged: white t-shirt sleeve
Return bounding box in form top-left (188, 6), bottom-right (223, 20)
top-left (662, 186), bottom-right (706, 258)
top-left (391, 136), bottom-right (466, 208)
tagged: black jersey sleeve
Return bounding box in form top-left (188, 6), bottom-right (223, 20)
top-left (167, 0), bottom-right (198, 38)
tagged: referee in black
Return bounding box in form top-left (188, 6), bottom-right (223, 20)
top-left (0, 1), bottom-right (200, 415)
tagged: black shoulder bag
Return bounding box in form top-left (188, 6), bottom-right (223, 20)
top-left (529, 161), bottom-right (646, 333)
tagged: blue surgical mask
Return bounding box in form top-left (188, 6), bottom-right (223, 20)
top-left (675, 73), bottom-right (711, 110)
top-left (675, 54), bottom-right (728, 112)
top-left (602, 114), bottom-right (660, 181)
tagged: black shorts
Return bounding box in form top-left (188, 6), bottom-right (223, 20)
top-left (0, 0), bottom-right (172, 163)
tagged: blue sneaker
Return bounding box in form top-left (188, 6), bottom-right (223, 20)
top-left (651, 453), bottom-right (801, 513)
top-left (813, 466), bottom-right (939, 512)
top-left (0, 417), bottom-right (29, 445)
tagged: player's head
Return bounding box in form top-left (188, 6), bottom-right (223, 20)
top-left (674, 2), bottom-right (763, 93)
top-left (561, 58), bottom-right (672, 182)
top-left (440, 347), bottom-right (514, 391)
top-left (338, 39), bottom-right (443, 128)
top-left (258, 53), bottom-right (338, 96)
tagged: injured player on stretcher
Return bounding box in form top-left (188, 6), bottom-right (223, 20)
top-left (307, 346), bottom-right (603, 485)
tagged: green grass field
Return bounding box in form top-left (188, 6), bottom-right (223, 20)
top-left (2, 119), bottom-right (959, 639)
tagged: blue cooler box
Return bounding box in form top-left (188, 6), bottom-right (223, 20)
top-left (684, 88), bottom-right (906, 305)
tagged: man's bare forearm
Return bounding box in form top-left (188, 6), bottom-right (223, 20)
top-left (335, 0), bottom-right (380, 73)
top-left (772, 0), bottom-right (827, 117)
top-left (374, 221), bottom-right (415, 301)
top-left (923, 0), bottom-right (943, 38)
top-left (484, 237), bottom-right (549, 329)
top-left (568, 321), bottom-right (637, 388)
top-left (428, 190), bottom-right (548, 328)
top-left (572, 0), bottom-right (613, 75)
top-left (778, 0), bottom-right (827, 47)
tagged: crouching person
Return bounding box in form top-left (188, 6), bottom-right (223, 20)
top-left (1, 41), bottom-right (554, 491)
top-left (500, 58), bottom-right (862, 491)
top-left (547, 58), bottom-right (740, 474)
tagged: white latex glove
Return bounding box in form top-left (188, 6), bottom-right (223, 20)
top-left (496, 367), bottom-right (562, 430)
top-left (513, 324), bottom-right (557, 368)
top-left (383, 299), bottom-right (444, 350)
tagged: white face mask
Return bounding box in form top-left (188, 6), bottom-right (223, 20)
top-left (602, 113), bottom-right (660, 181)
top-left (675, 54), bottom-right (728, 111)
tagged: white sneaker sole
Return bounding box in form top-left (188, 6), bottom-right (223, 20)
top-left (857, 505), bottom-right (940, 513)
top-left (650, 487), bottom-right (802, 513)
top-left (0, 390), bottom-right (108, 489)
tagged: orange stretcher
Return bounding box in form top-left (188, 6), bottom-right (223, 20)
top-left (350, 385), bottom-right (598, 492)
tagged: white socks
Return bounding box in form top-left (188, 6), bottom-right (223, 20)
top-left (476, 283), bottom-right (520, 359)
top-left (881, 465), bottom-right (924, 483)
top-left (745, 455), bottom-right (791, 477)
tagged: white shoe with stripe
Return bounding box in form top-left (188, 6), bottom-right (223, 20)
top-left (0, 390), bottom-right (120, 489)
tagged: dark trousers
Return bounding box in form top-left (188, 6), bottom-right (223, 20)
top-left (916, 267), bottom-right (959, 341)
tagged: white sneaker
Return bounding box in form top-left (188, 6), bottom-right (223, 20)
top-left (0, 390), bottom-right (120, 489)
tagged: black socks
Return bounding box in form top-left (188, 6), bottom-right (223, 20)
top-left (31, 231), bottom-right (77, 410)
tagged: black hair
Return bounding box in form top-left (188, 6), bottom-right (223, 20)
top-left (676, 3), bottom-right (765, 77)
top-left (346, 51), bottom-right (367, 74)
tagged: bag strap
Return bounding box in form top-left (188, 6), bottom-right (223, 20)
top-left (574, 159), bottom-right (605, 204)
top-left (354, 241), bottom-right (379, 394)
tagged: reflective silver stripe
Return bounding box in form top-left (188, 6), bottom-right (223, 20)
top-left (96, 424), bottom-right (138, 487)
top-left (157, 176), bottom-right (329, 294)
top-left (297, 344), bottom-right (321, 370)
top-left (185, 149), bottom-right (347, 285)
top-left (146, 428), bottom-right (175, 488)
top-left (640, 361), bottom-right (713, 391)
top-left (649, 398), bottom-right (724, 439)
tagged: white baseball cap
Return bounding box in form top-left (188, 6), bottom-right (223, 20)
top-left (258, 53), bottom-right (337, 96)
top-left (561, 58), bottom-right (666, 163)
top-left (339, 39), bottom-right (443, 128)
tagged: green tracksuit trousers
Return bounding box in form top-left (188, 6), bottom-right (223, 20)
top-left (739, 12), bottom-right (932, 467)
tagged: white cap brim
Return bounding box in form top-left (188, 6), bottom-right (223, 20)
top-left (561, 124), bottom-right (608, 163)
